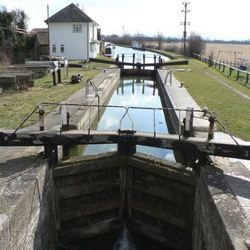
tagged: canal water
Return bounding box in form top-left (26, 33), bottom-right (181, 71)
top-left (113, 45), bottom-right (169, 68)
top-left (83, 76), bottom-right (174, 161)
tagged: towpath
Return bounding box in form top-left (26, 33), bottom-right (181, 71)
top-left (194, 62), bottom-right (250, 101)
top-left (203, 69), bottom-right (250, 100)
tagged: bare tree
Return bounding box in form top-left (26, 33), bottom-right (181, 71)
top-left (12, 9), bottom-right (28, 30)
top-left (155, 32), bottom-right (164, 50)
top-left (187, 32), bottom-right (205, 57)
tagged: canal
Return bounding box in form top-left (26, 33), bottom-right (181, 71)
top-left (82, 45), bottom-right (173, 160)
top-left (62, 47), bottom-right (176, 250)
top-left (83, 76), bottom-right (175, 161)
top-left (113, 45), bottom-right (169, 68)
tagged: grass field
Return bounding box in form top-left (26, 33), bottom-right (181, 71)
top-left (204, 43), bottom-right (250, 68)
top-left (169, 59), bottom-right (250, 140)
top-left (1, 50), bottom-right (249, 141)
top-left (0, 61), bottom-right (110, 129)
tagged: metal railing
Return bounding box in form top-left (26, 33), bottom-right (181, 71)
top-left (6, 101), bottom-right (241, 146)
top-left (193, 53), bottom-right (250, 85)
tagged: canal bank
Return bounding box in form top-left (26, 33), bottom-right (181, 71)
top-left (157, 69), bottom-right (250, 249)
top-left (0, 58), bottom-right (249, 249)
top-left (0, 68), bottom-right (121, 249)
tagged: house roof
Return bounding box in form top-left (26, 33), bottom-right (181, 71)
top-left (36, 32), bottom-right (48, 45)
top-left (45, 3), bottom-right (96, 23)
top-left (30, 28), bottom-right (48, 45)
top-left (30, 28), bottom-right (48, 33)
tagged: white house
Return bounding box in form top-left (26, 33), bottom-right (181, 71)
top-left (45, 3), bottom-right (100, 60)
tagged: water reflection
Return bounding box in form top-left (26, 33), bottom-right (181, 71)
top-left (83, 77), bottom-right (175, 161)
top-left (113, 225), bottom-right (136, 250)
top-left (110, 45), bottom-right (169, 69)
top-left (113, 46), bottom-right (169, 63)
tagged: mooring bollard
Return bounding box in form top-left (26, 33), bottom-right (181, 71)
top-left (60, 102), bottom-right (68, 131)
top-left (183, 107), bottom-right (193, 137)
top-left (39, 105), bottom-right (45, 131)
top-left (169, 70), bottom-right (173, 84)
top-left (165, 70), bottom-right (173, 85)
top-left (52, 71), bottom-right (56, 85)
top-left (208, 114), bottom-right (215, 140)
top-left (57, 68), bottom-right (62, 83)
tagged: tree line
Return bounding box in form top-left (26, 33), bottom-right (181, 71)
top-left (0, 6), bottom-right (32, 64)
top-left (102, 32), bottom-right (206, 56)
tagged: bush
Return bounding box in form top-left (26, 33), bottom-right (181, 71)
top-left (187, 32), bottom-right (205, 57)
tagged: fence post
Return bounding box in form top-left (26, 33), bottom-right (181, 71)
top-left (122, 54), bottom-right (125, 69)
top-left (229, 67), bottom-right (233, 77)
top-left (133, 53), bottom-right (135, 69)
top-left (237, 70), bottom-right (240, 80)
top-left (159, 56), bottom-right (162, 69)
top-left (246, 73), bottom-right (249, 85)
top-left (143, 54), bottom-right (145, 69)
top-left (60, 102), bottom-right (71, 159)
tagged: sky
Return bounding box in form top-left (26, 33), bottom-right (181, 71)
top-left (1, 0), bottom-right (250, 41)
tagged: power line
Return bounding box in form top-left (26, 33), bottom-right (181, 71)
top-left (181, 2), bottom-right (190, 56)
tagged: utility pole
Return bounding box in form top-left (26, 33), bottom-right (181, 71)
top-left (181, 2), bottom-right (190, 56)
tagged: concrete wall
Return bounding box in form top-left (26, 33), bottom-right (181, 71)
top-left (54, 152), bottom-right (196, 249)
top-left (156, 68), bottom-right (249, 250)
top-left (193, 164), bottom-right (249, 250)
top-left (156, 70), bottom-right (179, 133)
top-left (0, 157), bottom-right (56, 250)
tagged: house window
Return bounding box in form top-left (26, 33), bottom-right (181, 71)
top-left (52, 44), bottom-right (56, 53)
top-left (73, 24), bottom-right (82, 33)
top-left (60, 45), bottom-right (64, 53)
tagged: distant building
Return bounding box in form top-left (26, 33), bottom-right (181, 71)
top-left (31, 28), bottom-right (49, 60)
top-left (45, 3), bottom-right (100, 60)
